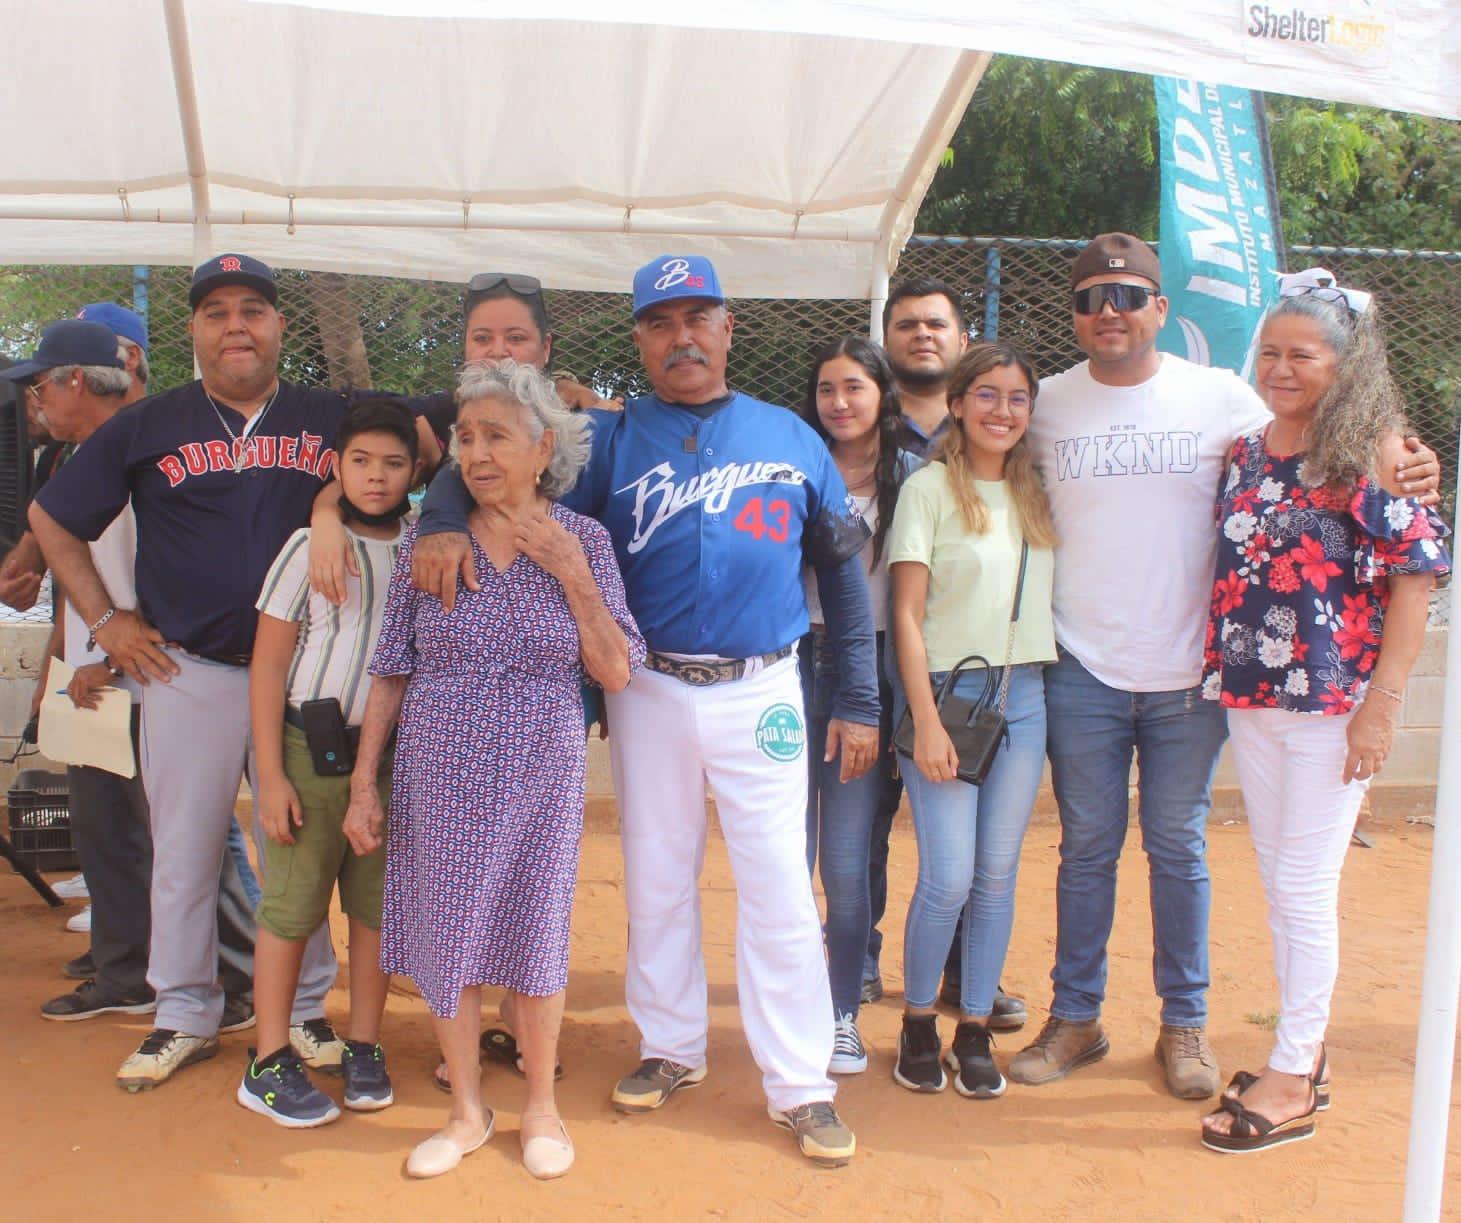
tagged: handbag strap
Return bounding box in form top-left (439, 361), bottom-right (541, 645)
top-left (993, 540), bottom-right (1030, 712)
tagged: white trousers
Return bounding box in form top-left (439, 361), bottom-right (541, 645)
top-left (606, 655), bottom-right (836, 1112)
top-left (1228, 708), bottom-right (1369, 1075)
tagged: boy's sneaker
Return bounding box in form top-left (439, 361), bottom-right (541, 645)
top-left (829, 1014), bottom-right (868, 1075)
top-left (859, 975), bottom-right (884, 1005)
top-left (610, 1057), bottom-right (707, 1113)
top-left (945, 1020), bottom-right (1006, 1099)
top-left (341, 1040), bottom-right (394, 1111)
top-left (237, 1048), bottom-right (341, 1128)
top-left (220, 994), bottom-right (256, 1034)
top-left (768, 1101), bottom-right (856, 1167)
top-left (41, 980), bottom-right (156, 1022)
top-left (291, 1017), bottom-right (346, 1076)
top-left (892, 1013), bottom-right (946, 1093)
top-left (116, 1029), bottom-right (219, 1092)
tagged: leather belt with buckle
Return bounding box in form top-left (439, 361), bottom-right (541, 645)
top-left (644, 644), bottom-right (794, 687)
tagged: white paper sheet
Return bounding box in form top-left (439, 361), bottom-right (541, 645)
top-left (38, 658), bottom-right (136, 779)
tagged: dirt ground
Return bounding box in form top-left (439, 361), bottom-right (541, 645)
top-left (3, 816), bottom-right (1457, 1222)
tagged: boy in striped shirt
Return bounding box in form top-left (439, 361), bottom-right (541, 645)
top-left (239, 399), bottom-right (419, 1128)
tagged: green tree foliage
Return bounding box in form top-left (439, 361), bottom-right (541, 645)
top-left (917, 58), bottom-right (1159, 239)
top-left (917, 56), bottom-right (1461, 254)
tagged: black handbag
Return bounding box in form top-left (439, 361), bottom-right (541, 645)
top-left (892, 541), bottom-right (1029, 787)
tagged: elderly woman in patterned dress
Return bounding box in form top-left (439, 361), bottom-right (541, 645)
top-left (1197, 273), bottom-right (1449, 1155)
top-left (344, 361), bottom-right (644, 1181)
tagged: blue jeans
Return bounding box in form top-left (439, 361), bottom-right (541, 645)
top-left (1045, 648), bottom-right (1227, 1027)
top-left (901, 664), bottom-right (1046, 1016)
top-left (227, 816), bottom-right (261, 910)
top-left (803, 631), bottom-right (902, 1017)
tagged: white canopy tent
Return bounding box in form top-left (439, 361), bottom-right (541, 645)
top-left (2, 1), bottom-right (1458, 1217)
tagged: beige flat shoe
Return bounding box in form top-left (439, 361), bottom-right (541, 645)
top-left (521, 1120), bottom-right (574, 1180)
top-left (406, 1113), bottom-right (494, 1179)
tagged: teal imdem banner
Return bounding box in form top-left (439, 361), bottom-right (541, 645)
top-left (1154, 77), bottom-right (1283, 375)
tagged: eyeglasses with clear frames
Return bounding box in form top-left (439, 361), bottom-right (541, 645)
top-left (965, 387), bottom-right (1032, 414)
top-left (24, 379), bottom-right (50, 404)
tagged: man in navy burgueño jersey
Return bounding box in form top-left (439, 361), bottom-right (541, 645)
top-left (29, 254), bottom-right (433, 1092)
top-left (412, 255), bottom-right (878, 1167)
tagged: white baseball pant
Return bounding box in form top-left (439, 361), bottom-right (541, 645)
top-left (607, 653), bottom-right (836, 1113)
top-left (140, 649), bottom-right (336, 1035)
top-left (1227, 707), bottom-right (1369, 1076)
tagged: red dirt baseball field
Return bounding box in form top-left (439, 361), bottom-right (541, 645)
top-left (3, 814), bottom-right (1457, 1221)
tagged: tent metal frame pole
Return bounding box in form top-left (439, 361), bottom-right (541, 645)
top-left (1402, 552), bottom-right (1461, 1221)
top-left (163, 0), bottom-right (212, 267)
top-left (0, 201), bottom-right (870, 244)
top-left (869, 263), bottom-right (889, 342)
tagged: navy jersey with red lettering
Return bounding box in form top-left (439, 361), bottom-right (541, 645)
top-left (35, 380), bottom-right (351, 659)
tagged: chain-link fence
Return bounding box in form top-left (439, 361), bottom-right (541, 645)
top-left (2, 234), bottom-right (1457, 486)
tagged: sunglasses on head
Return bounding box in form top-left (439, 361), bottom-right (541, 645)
top-left (1073, 283), bottom-right (1157, 315)
top-left (466, 272), bottom-right (543, 297)
top-left (1282, 282), bottom-right (1358, 319)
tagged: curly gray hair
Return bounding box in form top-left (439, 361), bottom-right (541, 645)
top-left (450, 360), bottom-right (591, 499)
top-left (1262, 294), bottom-right (1407, 490)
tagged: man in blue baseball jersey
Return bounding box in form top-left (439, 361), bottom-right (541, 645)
top-left (411, 255), bottom-right (879, 1167)
top-left (29, 254), bottom-right (439, 1091)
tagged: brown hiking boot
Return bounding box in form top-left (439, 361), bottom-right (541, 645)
top-left (1154, 1025), bottom-right (1220, 1099)
top-left (1007, 1016), bottom-right (1109, 1085)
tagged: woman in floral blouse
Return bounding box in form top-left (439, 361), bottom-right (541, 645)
top-left (1199, 272), bottom-right (1450, 1155)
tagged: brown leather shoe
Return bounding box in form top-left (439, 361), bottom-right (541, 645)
top-left (1154, 1024), bottom-right (1220, 1099)
top-left (1007, 1016), bottom-right (1109, 1085)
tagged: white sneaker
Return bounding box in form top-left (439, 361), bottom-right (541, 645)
top-left (65, 905), bottom-right (92, 934)
top-left (52, 874), bottom-right (90, 900)
top-left (291, 1017), bottom-right (346, 1074)
top-left (117, 1029), bottom-right (220, 1092)
top-left (829, 1013), bottom-right (868, 1074)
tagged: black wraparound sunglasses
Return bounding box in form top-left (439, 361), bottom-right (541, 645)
top-left (1073, 283), bottom-right (1158, 314)
top-left (467, 272), bottom-right (544, 297)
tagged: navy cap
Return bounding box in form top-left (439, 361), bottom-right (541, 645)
top-left (632, 255), bottom-right (725, 319)
top-left (189, 253), bottom-right (279, 310)
top-left (0, 320), bottom-right (126, 383)
top-left (75, 302), bottom-right (148, 352)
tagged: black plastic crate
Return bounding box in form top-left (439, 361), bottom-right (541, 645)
top-left (6, 769), bottom-right (75, 873)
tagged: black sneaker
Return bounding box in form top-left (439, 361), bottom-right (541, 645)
top-left (989, 985), bottom-right (1028, 1033)
top-left (220, 993), bottom-right (256, 1035)
top-left (893, 1014), bottom-right (945, 1093)
top-left (859, 975), bottom-right (884, 1005)
top-left (41, 979), bottom-right (155, 1022)
top-left (945, 1020), bottom-right (1006, 1099)
top-left (341, 1040), bottom-right (394, 1111)
top-left (610, 1057), bottom-right (707, 1113)
top-left (63, 952), bottom-right (96, 980)
top-left (236, 1048), bottom-right (341, 1129)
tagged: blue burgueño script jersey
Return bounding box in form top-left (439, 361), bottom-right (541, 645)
top-left (422, 391), bottom-right (869, 659)
top-left (35, 380), bottom-right (355, 661)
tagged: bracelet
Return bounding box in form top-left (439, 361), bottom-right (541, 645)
top-left (1368, 683), bottom-right (1404, 704)
top-left (86, 607), bottom-right (116, 650)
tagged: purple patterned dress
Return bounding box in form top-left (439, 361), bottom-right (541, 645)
top-left (371, 507), bottom-right (644, 1016)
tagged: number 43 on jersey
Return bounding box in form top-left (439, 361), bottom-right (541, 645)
top-left (734, 497), bottom-right (791, 542)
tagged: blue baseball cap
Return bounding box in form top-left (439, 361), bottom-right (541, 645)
top-left (0, 319), bottom-right (125, 383)
top-left (631, 255), bottom-right (725, 319)
top-left (189, 253), bottom-right (279, 310)
top-left (75, 302), bottom-right (148, 352)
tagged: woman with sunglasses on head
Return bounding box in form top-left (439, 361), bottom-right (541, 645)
top-left (798, 337), bottom-right (920, 1074)
top-left (887, 341), bottom-right (1057, 1099)
top-left (1198, 272), bottom-right (1449, 1155)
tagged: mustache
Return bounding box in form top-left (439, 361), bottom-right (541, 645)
top-left (663, 345), bottom-right (709, 372)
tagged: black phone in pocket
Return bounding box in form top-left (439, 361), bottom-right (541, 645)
top-left (299, 698), bottom-right (355, 776)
